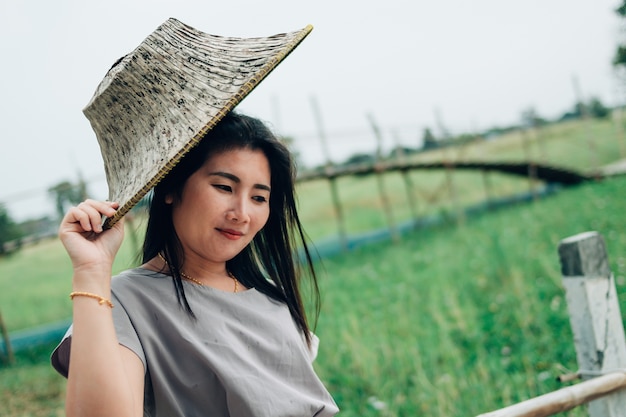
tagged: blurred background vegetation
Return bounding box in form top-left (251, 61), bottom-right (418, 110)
top-left (3, 2), bottom-right (626, 416)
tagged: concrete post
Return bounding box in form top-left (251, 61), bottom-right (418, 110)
top-left (558, 231), bottom-right (626, 417)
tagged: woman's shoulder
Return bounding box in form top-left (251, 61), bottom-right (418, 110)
top-left (112, 267), bottom-right (170, 292)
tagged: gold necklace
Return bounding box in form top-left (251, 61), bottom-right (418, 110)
top-left (158, 253), bottom-right (239, 292)
top-left (180, 270), bottom-right (238, 292)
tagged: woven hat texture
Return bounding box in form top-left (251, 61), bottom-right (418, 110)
top-left (83, 18), bottom-right (312, 228)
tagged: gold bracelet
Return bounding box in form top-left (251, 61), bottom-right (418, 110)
top-left (69, 291), bottom-right (114, 308)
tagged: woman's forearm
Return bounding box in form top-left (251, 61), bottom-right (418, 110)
top-left (65, 269), bottom-right (143, 417)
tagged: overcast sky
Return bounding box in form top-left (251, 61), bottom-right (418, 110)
top-left (0, 0), bottom-right (622, 221)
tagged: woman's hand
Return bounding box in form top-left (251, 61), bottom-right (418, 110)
top-left (58, 199), bottom-right (125, 274)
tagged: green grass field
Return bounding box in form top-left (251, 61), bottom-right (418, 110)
top-left (1, 116), bottom-right (625, 416)
top-left (312, 175), bottom-right (626, 416)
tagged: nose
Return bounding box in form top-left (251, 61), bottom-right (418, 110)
top-left (226, 198), bottom-right (250, 223)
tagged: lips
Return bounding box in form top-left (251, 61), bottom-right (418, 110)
top-left (217, 228), bottom-right (244, 240)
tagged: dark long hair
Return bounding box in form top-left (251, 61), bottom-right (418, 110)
top-left (142, 112), bottom-right (320, 344)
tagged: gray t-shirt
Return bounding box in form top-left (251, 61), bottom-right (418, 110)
top-left (51, 268), bottom-right (339, 416)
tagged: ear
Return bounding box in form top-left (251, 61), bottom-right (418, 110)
top-left (165, 194), bottom-right (174, 204)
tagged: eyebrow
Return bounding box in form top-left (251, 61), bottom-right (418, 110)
top-left (209, 171), bottom-right (271, 192)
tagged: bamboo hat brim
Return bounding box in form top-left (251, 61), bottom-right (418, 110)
top-left (83, 18), bottom-right (312, 228)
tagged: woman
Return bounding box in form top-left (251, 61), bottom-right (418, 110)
top-left (52, 112), bottom-right (339, 416)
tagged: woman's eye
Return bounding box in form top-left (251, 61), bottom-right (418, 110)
top-left (253, 196), bottom-right (268, 203)
top-left (213, 184), bottom-right (232, 192)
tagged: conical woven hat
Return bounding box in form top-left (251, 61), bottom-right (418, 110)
top-left (83, 18), bottom-right (312, 228)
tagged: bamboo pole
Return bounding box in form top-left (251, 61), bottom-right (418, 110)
top-left (310, 97), bottom-right (348, 251)
top-left (476, 372), bottom-right (626, 417)
top-left (367, 114), bottom-right (399, 243)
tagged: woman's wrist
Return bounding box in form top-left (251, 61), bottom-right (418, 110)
top-left (71, 265), bottom-right (112, 294)
top-left (69, 291), bottom-right (114, 308)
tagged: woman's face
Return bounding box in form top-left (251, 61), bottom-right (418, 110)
top-left (167, 147), bottom-right (271, 266)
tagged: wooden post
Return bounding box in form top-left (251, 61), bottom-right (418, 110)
top-left (433, 107), bottom-right (464, 224)
top-left (367, 113), bottom-right (399, 243)
top-left (444, 161), bottom-right (465, 225)
top-left (572, 75), bottom-right (599, 176)
top-left (558, 231), bottom-right (626, 416)
top-left (520, 128), bottom-right (538, 201)
top-left (481, 169), bottom-right (493, 210)
top-left (534, 122), bottom-right (547, 165)
top-left (0, 310), bottom-right (15, 365)
top-left (392, 131), bottom-right (419, 224)
top-left (613, 105), bottom-right (626, 159)
top-left (310, 97), bottom-right (348, 251)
